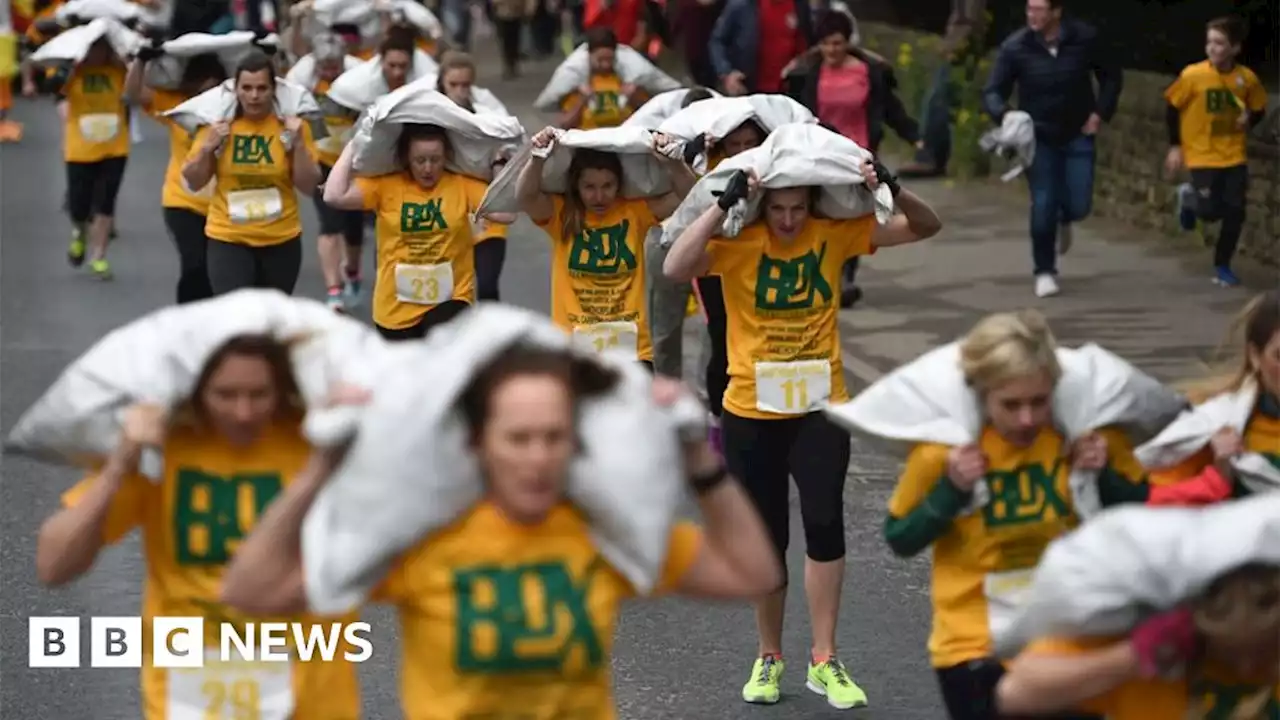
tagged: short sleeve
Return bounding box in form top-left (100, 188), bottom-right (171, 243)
top-left (186, 126), bottom-right (210, 163)
top-left (631, 198), bottom-right (659, 235)
top-left (1019, 636), bottom-right (1123, 716)
top-left (1164, 73), bottom-right (1193, 110)
top-left (705, 229), bottom-right (757, 276)
top-left (61, 472), bottom-right (148, 544)
top-left (887, 443), bottom-right (950, 517)
top-left (652, 522), bottom-right (704, 594)
top-left (560, 91), bottom-right (582, 113)
top-left (462, 176), bottom-right (488, 212)
top-left (143, 90), bottom-right (181, 119)
top-left (1245, 71), bottom-right (1268, 112)
top-left (353, 176), bottom-right (382, 212)
top-left (1096, 427), bottom-right (1147, 483)
top-left (833, 216), bottom-right (876, 260)
top-left (370, 543), bottom-right (421, 605)
top-left (297, 122), bottom-right (317, 161)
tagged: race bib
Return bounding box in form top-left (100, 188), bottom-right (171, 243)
top-left (79, 113), bottom-right (119, 143)
top-left (394, 262), bottom-right (455, 305)
top-left (227, 188), bottom-right (284, 224)
top-left (572, 321), bottom-right (639, 360)
top-left (984, 568), bottom-right (1035, 646)
top-left (166, 649), bottom-right (294, 720)
top-left (754, 360), bottom-right (831, 414)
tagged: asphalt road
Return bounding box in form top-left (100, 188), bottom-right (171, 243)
top-left (0, 55), bottom-right (939, 719)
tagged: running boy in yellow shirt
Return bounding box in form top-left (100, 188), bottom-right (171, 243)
top-left (1163, 15), bottom-right (1267, 288)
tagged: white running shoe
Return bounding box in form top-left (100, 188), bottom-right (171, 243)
top-left (1034, 274), bottom-right (1060, 298)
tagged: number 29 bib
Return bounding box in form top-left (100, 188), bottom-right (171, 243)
top-left (167, 650), bottom-right (294, 720)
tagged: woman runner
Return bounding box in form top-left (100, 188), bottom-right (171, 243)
top-left (125, 48), bottom-right (228, 303)
top-left (182, 52), bottom-right (321, 296)
top-left (324, 124), bottom-right (516, 340)
top-left (664, 159), bottom-right (941, 709)
top-left (517, 126), bottom-right (698, 371)
top-left (220, 345), bottom-right (784, 720)
top-left (35, 334), bottom-right (363, 720)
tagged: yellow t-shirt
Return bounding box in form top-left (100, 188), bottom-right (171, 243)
top-left (1149, 403), bottom-right (1279, 491)
top-left (374, 501), bottom-right (703, 720)
top-left (355, 171), bottom-right (486, 329)
top-left (707, 216), bottom-right (873, 420)
top-left (475, 216), bottom-right (510, 242)
top-left (560, 73), bottom-right (632, 129)
top-left (1024, 637), bottom-right (1280, 719)
top-left (63, 64), bottom-right (129, 163)
top-left (1165, 60), bottom-right (1268, 169)
top-left (60, 420), bottom-right (362, 720)
top-left (145, 89), bottom-right (212, 215)
top-left (887, 426), bottom-right (1145, 668)
top-left (310, 78), bottom-right (357, 167)
top-left (192, 115), bottom-right (312, 247)
top-left (536, 195), bottom-right (655, 362)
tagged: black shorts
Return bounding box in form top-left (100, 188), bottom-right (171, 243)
top-left (314, 163), bottom-right (365, 245)
top-left (376, 300), bottom-right (471, 341)
top-left (65, 156), bottom-right (128, 222)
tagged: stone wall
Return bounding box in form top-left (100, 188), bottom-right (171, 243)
top-left (860, 22), bottom-right (1280, 268)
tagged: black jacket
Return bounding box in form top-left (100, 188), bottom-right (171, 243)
top-left (784, 48), bottom-right (920, 154)
top-left (982, 19), bottom-right (1122, 146)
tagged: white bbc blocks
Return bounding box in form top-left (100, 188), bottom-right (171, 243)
top-left (28, 616), bottom-right (205, 668)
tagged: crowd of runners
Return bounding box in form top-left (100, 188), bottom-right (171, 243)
top-left (2, 0), bottom-right (1277, 718)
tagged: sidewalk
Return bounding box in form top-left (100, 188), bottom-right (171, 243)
top-left (681, 175), bottom-right (1276, 389)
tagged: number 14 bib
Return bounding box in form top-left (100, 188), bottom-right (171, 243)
top-left (167, 650), bottom-right (294, 720)
top-left (755, 360), bottom-right (831, 414)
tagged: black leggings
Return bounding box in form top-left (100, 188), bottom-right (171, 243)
top-left (495, 17), bottom-right (521, 72)
top-left (693, 276), bottom-right (729, 418)
top-left (314, 164), bottom-right (365, 246)
top-left (936, 659), bottom-right (1103, 720)
top-left (1189, 164), bottom-right (1248, 268)
top-left (376, 300), bottom-right (471, 341)
top-left (66, 156), bottom-right (128, 223)
top-left (721, 410), bottom-right (850, 570)
top-left (162, 207), bottom-right (213, 304)
top-left (206, 237), bottom-right (303, 296)
top-left (475, 237), bottom-right (506, 302)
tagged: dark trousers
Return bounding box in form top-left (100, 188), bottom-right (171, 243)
top-left (475, 237), bottom-right (506, 301)
top-left (1189, 164), bottom-right (1249, 269)
top-left (936, 659), bottom-right (1103, 720)
top-left (206, 237), bottom-right (302, 296)
top-left (162, 207), bottom-right (213, 304)
top-left (1026, 134), bottom-right (1095, 275)
top-left (376, 300), bottom-right (471, 340)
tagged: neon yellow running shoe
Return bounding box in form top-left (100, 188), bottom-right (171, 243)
top-left (68, 230), bottom-right (86, 268)
top-left (90, 258), bottom-right (112, 280)
top-left (741, 655), bottom-right (784, 704)
top-left (806, 658), bottom-right (868, 709)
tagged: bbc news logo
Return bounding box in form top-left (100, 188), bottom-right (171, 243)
top-left (29, 617), bottom-right (373, 668)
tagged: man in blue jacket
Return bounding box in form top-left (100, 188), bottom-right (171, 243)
top-left (983, 0), bottom-right (1121, 298)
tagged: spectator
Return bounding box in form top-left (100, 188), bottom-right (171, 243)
top-left (983, 0), bottom-right (1121, 299)
top-left (708, 0), bottom-right (812, 95)
top-left (674, 0), bottom-right (724, 88)
top-left (785, 11), bottom-right (919, 308)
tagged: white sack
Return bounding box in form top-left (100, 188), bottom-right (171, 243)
top-left (55, 0), bottom-right (140, 24)
top-left (825, 342), bottom-right (1186, 519)
top-left (349, 81), bottom-right (525, 180)
top-left (656, 94), bottom-right (815, 142)
top-left (4, 289), bottom-right (387, 475)
top-left (284, 52), bottom-right (363, 93)
top-left (623, 87), bottom-right (722, 130)
top-left (659, 123), bottom-right (893, 248)
top-left (29, 17), bottom-right (141, 65)
top-left (406, 73), bottom-right (511, 116)
top-left (534, 43), bottom-right (680, 113)
top-left (140, 32), bottom-right (280, 90)
top-left (300, 304), bottom-right (703, 614)
top-left (999, 493), bottom-right (1280, 656)
top-left (323, 50), bottom-right (438, 112)
top-left (476, 125), bottom-right (671, 216)
top-left (311, 0), bottom-right (377, 26)
top-left (163, 77), bottom-right (321, 134)
top-left (1136, 379), bottom-right (1280, 495)
top-left (979, 110), bottom-right (1035, 182)
top-left (387, 0), bottom-right (443, 39)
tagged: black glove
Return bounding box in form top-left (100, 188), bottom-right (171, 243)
top-left (121, 16), bottom-right (141, 30)
top-left (136, 40), bottom-right (165, 62)
top-left (714, 169), bottom-right (750, 211)
top-left (252, 30), bottom-right (278, 55)
top-left (872, 159), bottom-right (901, 199)
top-left (681, 133), bottom-right (707, 165)
top-left (61, 13), bottom-right (85, 27)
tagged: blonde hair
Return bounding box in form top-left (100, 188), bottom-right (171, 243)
top-left (437, 50), bottom-right (475, 76)
top-left (958, 310), bottom-right (1062, 395)
top-left (1180, 291), bottom-right (1280, 405)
